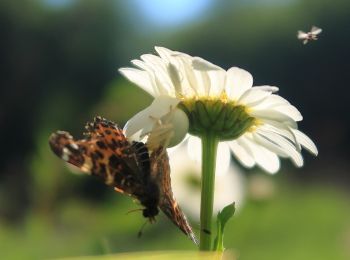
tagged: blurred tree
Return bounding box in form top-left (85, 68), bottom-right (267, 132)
top-left (0, 0), bottom-right (125, 222)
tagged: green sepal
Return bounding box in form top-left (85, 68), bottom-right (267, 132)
top-left (207, 100), bottom-right (223, 123)
top-left (221, 117), bottom-right (255, 140)
top-left (212, 106), bottom-right (227, 131)
top-left (223, 105), bottom-right (244, 130)
top-left (179, 98), bottom-right (256, 140)
top-left (195, 101), bottom-right (211, 128)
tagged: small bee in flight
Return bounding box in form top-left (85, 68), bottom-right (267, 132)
top-left (297, 26), bottom-right (322, 44)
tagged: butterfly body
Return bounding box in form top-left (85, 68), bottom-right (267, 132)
top-left (49, 117), bottom-right (197, 244)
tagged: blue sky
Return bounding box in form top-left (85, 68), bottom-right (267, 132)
top-left (44, 0), bottom-right (213, 28)
top-left (130, 0), bottom-right (213, 27)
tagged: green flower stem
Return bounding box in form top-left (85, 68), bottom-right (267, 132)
top-left (199, 133), bottom-right (219, 251)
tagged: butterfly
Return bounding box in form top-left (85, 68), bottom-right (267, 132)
top-left (297, 26), bottom-right (322, 44)
top-left (49, 116), bottom-right (198, 244)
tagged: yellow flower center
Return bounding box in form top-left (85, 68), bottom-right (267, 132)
top-left (179, 95), bottom-right (257, 140)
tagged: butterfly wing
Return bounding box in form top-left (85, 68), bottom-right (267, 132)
top-left (49, 117), bottom-right (147, 196)
top-left (311, 26), bottom-right (322, 35)
top-left (49, 117), bottom-right (196, 242)
top-left (150, 147), bottom-right (198, 245)
top-left (297, 30), bottom-right (308, 40)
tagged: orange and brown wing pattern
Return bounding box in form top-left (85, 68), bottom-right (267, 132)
top-left (84, 116), bottom-right (130, 157)
top-left (49, 116), bottom-right (197, 244)
top-left (49, 117), bottom-right (146, 195)
top-left (150, 147), bottom-right (198, 245)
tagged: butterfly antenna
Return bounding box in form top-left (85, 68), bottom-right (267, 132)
top-left (126, 208), bottom-right (143, 215)
top-left (137, 220), bottom-right (149, 238)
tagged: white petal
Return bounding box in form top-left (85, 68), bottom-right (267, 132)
top-left (270, 104), bottom-right (303, 121)
top-left (131, 59), bottom-right (148, 70)
top-left (126, 129), bottom-right (144, 143)
top-left (123, 96), bottom-right (180, 140)
top-left (178, 56), bottom-right (198, 96)
top-left (228, 140), bottom-right (255, 168)
top-left (147, 108), bottom-right (189, 148)
top-left (167, 62), bottom-right (182, 93)
top-left (139, 54), bottom-right (176, 96)
top-left (187, 136), bottom-right (201, 162)
top-left (256, 129), bottom-right (304, 167)
top-left (194, 70), bottom-right (211, 96)
top-left (216, 143), bottom-right (231, 176)
top-left (260, 123), bottom-right (301, 151)
top-left (154, 46), bottom-right (174, 61)
top-left (251, 94), bottom-right (290, 109)
top-left (250, 109), bottom-right (297, 127)
top-left (153, 73), bottom-right (174, 96)
top-left (258, 149), bottom-right (280, 174)
top-left (225, 67), bottom-right (253, 100)
top-left (254, 85), bottom-right (279, 93)
top-left (292, 129), bottom-right (318, 155)
top-left (155, 46), bottom-right (188, 59)
top-left (242, 135), bottom-right (280, 174)
top-left (167, 108), bottom-right (189, 147)
top-left (208, 70), bottom-right (226, 96)
top-left (167, 134), bottom-right (190, 155)
top-left (123, 108), bottom-right (154, 142)
top-left (133, 60), bottom-right (169, 96)
top-left (252, 132), bottom-right (289, 158)
top-left (186, 136), bottom-right (231, 175)
top-left (237, 88), bottom-right (272, 106)
top-left (238, 86), bottom-right (278, 106)
top-left (118, 68), bottom-right (155, 96)
top-left (253, 94), bottom-right (303, 122)
top-left (141, 54), bottom-right (166, 68)
top-left (192, 57), bottom-right (223, 71)
top-left (213, 164), bottom-right (245, 214)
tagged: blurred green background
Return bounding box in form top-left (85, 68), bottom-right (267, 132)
top-left (1, 0), bottom-right (350, 259)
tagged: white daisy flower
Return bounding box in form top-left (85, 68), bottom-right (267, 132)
top-left (119, 46), bottom-right (318, 173)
